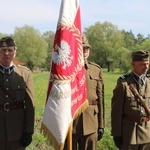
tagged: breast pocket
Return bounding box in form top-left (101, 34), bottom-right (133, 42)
top-left (127, 96), bottom-right (137, 107)
top-left (89, 74), bottom-right (100, 89)
top-left (12, 82), bottom-right (26, 102)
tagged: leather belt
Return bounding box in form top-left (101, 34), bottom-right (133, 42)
top-left (89, 99), bottom-right (98, 105)
top-left (124, 114), bottom-right (150, 123)
top-left (0, 102), bottom-right (24, 112)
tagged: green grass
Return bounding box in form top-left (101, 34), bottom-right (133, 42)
top-left (27, 69), bottom-right (124, 150)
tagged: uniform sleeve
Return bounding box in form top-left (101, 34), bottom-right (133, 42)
top-left (111, 79), bottom-right (125, 136)
top-left (24, 70), bottom-right (35, 133)
top-left (97, 68), bottom-right (105, 128)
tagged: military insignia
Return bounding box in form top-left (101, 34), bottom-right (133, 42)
top-left (51, 25), bottom-right (84, 80)
top-left (119, 74), bottom-right (129, 79)
top-left (52, 40), bottom-right (73, 69)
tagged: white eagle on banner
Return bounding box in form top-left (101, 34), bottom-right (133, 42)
top-left (52, 40), bottom-right (73, 69)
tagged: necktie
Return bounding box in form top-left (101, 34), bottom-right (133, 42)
top-left (138, 77), bottom-right (143, 85)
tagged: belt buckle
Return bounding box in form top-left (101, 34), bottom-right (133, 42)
top-left (4, 102), bottom-right (10, 112)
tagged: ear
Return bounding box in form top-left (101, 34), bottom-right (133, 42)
top-left (131, 61), bottom-right (134, 67)
top-left (13, 50), bottom-right (17, 58)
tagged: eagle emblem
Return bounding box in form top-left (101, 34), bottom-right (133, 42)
top-left (52, 40), bottom-right (73, 69)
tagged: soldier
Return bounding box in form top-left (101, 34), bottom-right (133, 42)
top-left (0, 37), bottom-right (34, 150)
top-left (72, 36), bottom-right (105, 150)
top-left (111, 50), bottom-right (150, 150)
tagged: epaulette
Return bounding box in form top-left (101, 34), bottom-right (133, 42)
top-left (119, 74), bottom-right (129, 80)
top-left (88, 61), bottom-right (101, 68)
top-left (15, 64), bottom-right (30, 71)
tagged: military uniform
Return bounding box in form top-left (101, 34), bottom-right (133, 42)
top-left (0, 65), bottom-right (34, 149)
top-left (72, 61), bottom-right (104, 150)
top-left (0, 36), bottom-right (34, 150)
top-left (0, 64), bottom-right (34, 150)
top-left (111, 50), bottom-right (150, 150)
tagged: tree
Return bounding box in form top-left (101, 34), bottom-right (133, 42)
top-left (42, 31), bottom-right (55, 70)
top-left (135, 38), bottom-right (150, 51)
top-left (117, 48), bottom-right (132, 73)
top-left (137, 33), bottom-right (144, 44)
top-left (84, 21), bottom-right (124, 72)
top-left (0, 33), bottom-right (10, 39)
top-left (14, 25), bottom-right (47, 71)
top-left (121, 30), bottom-right (136, 49)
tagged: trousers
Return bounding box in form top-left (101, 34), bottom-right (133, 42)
top-left (121, 143), bottom-right (150, 150)
top-left (0, 140), bottom-right (25, 150)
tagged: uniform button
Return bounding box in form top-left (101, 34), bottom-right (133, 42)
top-left (141, 110), bottom-right (145, 115)
top-left (6, 88), bottom-right (9, 90)
top-left (6, 79), bottom-right (9, 82)
top-left (6, 95), bottom-right (8, 98)
top-left (18, 86), bottom-right (20, 88)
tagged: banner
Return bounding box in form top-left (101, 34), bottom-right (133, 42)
top-left (41, 0), bottom-right (88, 149)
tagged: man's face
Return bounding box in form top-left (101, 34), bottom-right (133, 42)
top-left (0, 42), bottom-right (16, 66)
top-left (83, 46), bottom-right (90, 60)
top-left (132, 60), bottom-right (150, 75)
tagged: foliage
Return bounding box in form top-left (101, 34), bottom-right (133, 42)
top-left (116, 47), bottom-right (132, 73)
top-left (0, 21), bottom-right (150, 72)
top-left (135, 39), bottom-right (150, 52)
top-left (14, 25), bottom-right (47, 71)
top-left (121, 30), bottom-right (136, 49)
top-left (84, 21), bottom-right (125, 71)
top-left (27, 72), bottom-right (52, 149)
top-left (26, 70), bottom-right (124, 150)
top-left (42, 31), bottom-right (55, 70)
top-left (0, 33), bottom-right (10, 38)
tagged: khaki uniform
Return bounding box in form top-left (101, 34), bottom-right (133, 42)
top-left (72, 61), bottom-right (104, 150)
top-left (111, 72), bottom-right (150, 146)
top-left (0, 64), bottom-right (34, 149)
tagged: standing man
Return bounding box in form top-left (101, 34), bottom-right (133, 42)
top-left (111, 50), bottom-right (150, 150)
top-left (0, 37), bottom-right (34, 150)
top-left (72, 36), bottom-right (105, 150)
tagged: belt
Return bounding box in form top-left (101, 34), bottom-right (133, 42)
top-left (89, 99), bottom-right (98, 105)
top-left (0, 102), bottom-right (24, 112)
top-left (124, 114), bottom-right (150, 123)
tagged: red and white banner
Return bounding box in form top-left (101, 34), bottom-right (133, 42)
top-left (41, 0), bottom-right (88, 149)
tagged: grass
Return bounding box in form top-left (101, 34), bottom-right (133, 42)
top-left (27, 69), bottom-right (124, 150)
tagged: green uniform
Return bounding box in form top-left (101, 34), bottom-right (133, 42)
top-left (111, 72), bottom-right (150, 149)
top-left (72, 61), bottom-right (104, 150)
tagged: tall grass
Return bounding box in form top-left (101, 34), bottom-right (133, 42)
top-left (27, 70), bottom-right (124, 150)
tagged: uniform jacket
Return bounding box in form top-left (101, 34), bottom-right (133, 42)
top-left (73, 61), bottom-right (104, 135)
top-left (0, 64), bottom-right (34, 141)
top-left (111, 71), bottom-right (150, 144)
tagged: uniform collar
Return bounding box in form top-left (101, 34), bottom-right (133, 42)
top-left (132, 71), bottom-right (146, 85)
top-left (84, 60), bottom-right (89, 69)
top-left (0, 64), bottom-right (14, 74)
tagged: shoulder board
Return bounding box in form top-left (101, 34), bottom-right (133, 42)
top-left (15, 64), bottom-right (30, 71)
top-left (119, 74), bottom-right (129, 80)
top-left (88, 61), bottom-right (101, 68)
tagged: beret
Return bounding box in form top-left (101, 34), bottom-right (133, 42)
top-left (0, 37), bottom-right (16, 47)
top-left (132, 50), bottom-right (149, 61)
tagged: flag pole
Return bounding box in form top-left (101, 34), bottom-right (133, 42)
top-left (67, 123), bottom-right (72, 150)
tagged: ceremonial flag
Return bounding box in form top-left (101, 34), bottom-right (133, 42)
top-left (41, 0), bottom-right (88, 149)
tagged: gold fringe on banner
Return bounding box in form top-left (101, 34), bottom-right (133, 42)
top-left (40, 100), bottom-right (88, 150)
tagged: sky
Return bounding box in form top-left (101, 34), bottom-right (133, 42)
top-left (0, 0), bottom-right (149, 38)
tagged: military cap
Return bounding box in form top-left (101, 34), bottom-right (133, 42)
top-left (0, 36), bottom-right (16, 47)
top-left (132, 50), bottom-right (149, 61)
top-left (82, 36), bottom-right (91, 48)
